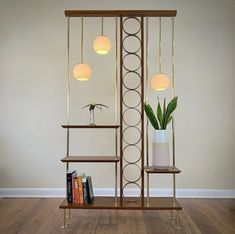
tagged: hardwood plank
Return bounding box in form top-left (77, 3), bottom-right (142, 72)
top-left (36, 201), bottom-right (64, 234)
top-left (194, 199), bottom-right (235, 233)
top-left (212, 199), bottom-right (235, 230)
top-left (17, 199), bottom-right (62, 234)
top-left (94, 210), bottom-right (118, 234)
top-left (174, 205), bottom-right (202, 234)
top-left (0, 198), bottom-right (41, 233)
top-left (142, 210), bottom-right (168, 233)
top-left (180, 199), bottom-right (222, 234)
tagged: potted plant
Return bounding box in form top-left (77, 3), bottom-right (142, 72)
top-left (144, 97), bottom-right (178, 168)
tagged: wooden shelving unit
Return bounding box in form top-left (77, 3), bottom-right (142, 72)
top-left (62, 125), bottom-right (120, 129)
top-left (60, 197), bottom-right (181, 210)
top-left (144, 166), bottom-right (181, 174)
top-left (59, 9), bottom-right (182, 230)
top-left (61, 156), bottom-right (120, 163)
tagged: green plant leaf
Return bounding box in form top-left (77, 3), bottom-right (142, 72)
top-left (163, 98), bottom-right (166, 116)
top-left (144, 103), bottom-right (159, 130)
top-left (157, 102), bottom-right (163, 129)
top-left (167, 115), bottom-right (173, 125)
top-left (163, 97), bottom-right (178, 129)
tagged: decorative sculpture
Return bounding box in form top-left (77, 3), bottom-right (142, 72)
top-left (82, 103), bottom-right (109, 125)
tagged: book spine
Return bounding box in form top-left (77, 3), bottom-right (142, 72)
top-left (72, 176), bottom-right (75, 203)
top-left (82, 177), bottom-right (88, 203)
top-left (74, 178), bottom-right (79, 204)
top-left (67, 173), bottom-right (73, 203)
top-left (78, 176), bottom-right (84, 204)
top-left (87, 176), bottom-right (94, 203)
top-left (86, 179), bottom-right (91, 204)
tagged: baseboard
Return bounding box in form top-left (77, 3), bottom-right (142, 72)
top-left (0, 188), bottom-right (235, 198)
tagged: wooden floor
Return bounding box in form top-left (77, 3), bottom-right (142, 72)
top-left (0, 198), bottom-right (234, 234)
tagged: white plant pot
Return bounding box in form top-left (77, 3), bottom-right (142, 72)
top-left (152, 130), bottom-right (170, 168)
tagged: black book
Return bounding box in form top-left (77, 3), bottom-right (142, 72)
top-left (66, 170), bottom-right (76, 203)
top-left (86, 176), bottom-right (94, 204)
top-left (82, 175), bottom-right (88, 203)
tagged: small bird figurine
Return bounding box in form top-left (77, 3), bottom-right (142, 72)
top-left (82, 103), bottom-right (109, 125)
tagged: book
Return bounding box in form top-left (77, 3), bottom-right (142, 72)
top-left (87, 176), bottom-right (94, 204)
top-left (78, 176), bottom-right (84, 204)
top-left (72, 175), bottom-right (75, 203)
top-left (66, 170), bottom-right (76, 203)
top-left (82, 175), bottom-right (88, 203)
top-left (74, 177), bottom-right (79, 204)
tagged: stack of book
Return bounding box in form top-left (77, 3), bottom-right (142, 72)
top-left (66, 170), bottom-right (94, 204)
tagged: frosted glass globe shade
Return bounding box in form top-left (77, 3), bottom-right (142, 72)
top-left (73, 63), bottom-right (92, 81)
top-left (151, 73), bottom-right (170, 91)
top-left (93, 35), bottom-right (111, 55)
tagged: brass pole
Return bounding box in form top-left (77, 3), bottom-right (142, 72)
top-left (115, 162), bottom-right (118, 205)
top-left (115, 17), bottom-right (118, 206)
top-left (147, 173), bottom-right (150, 206)
top-left (171, 17), bottom-right (176, 199)
top-left (115, 16), bottom-right (118, 158)
top-left (66, 16), bottom-right (70, 166)
top-left (61, 209), bottom-right (68, 229)
top-left (119, 16), bottom-right (123, 205)
top-left (145, 17), bottom-right (149, 167)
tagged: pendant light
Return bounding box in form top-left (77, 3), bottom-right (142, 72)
top-left (73, 17), bottom-right (92, 81)
top-left (151, 17), bottom-right (170, 91)
top-left (93, 17), bottom-right (112, 55)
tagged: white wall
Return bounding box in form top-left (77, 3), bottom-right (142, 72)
top-left (0, 0), bottom-right (235, 193)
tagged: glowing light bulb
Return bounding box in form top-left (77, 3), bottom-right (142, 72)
top-left (73, 63), bottom-right (92, 81)
top-left (151, 73), bottom-right (170, 91)
top-left (93, 35), bottom-right (111, 55)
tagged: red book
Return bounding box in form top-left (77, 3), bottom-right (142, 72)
top-left (74, 178), bottom-right (79, 204)
top-left (78, 176), bottom-right (84, 204)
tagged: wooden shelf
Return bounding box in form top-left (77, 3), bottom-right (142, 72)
top-left (144, 166), bottom-right (181, 174)
top-left (59, 197), bottom-right (182, 210)
top-left (65, 10), bottom-right (177, 18)
top-left (61, 156), bottom-right (120, 163)
top-left (62, 125), bottom-right (120, 129)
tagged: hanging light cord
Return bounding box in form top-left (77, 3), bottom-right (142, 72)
top-left (171, 17), bottom-right (175, 96)
top-left (101, 16), bottom-right (104, 35)
top-left (81, 17), bottom-right (84, 63)
top-left (158, 17), bottom-right (162, 74)
top-left (145, 16), bottom-right (149, 103)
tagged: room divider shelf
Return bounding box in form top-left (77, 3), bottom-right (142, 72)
top-left (60, 9), bottom-right (182, 230)
top-left (59, 197), bottom-right (182, 210)
top-left (62, 125), bottom-right (120, 129)
top-left (144, 166), bottom-right (181, 174)
top-left (61, 156), bottom-right (120, 163)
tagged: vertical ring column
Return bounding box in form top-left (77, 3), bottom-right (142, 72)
top-left (120, 16), bottom-right (144, 204)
